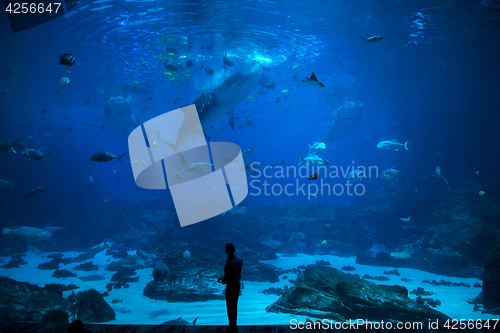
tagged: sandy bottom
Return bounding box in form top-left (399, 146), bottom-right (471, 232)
top-left (0, 249), bottom-right (495, 325)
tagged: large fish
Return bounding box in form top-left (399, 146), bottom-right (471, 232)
top-left (195, 61), bottom-right (262, 130)
top-left (377, 139), bottom-right (408, 151)
top-left (0, 138), bottom-right (21, 153)
top-left (321, 101), bottom-right (363, 141)
top-left (172, 62), bottom-right (262, 153)
top-left (2, 226), bottom-right (52, 241)
top-left (102, 96), bottom-right (137, 134)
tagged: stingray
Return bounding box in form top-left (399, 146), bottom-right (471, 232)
top-left (321, 101), bottom-right (363, 141)
top-left (367, 244), bottom-right (388, 258)
top-left (78, 274), bottom-right (108, 281)
top-left (302, 72), bottom-right (325, 87)
top-left (260, 235), bottom-right (281, 249)
top-left (100, 96), bottom-right (138, 134)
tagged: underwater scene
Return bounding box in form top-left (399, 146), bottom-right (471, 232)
top-left (1, 0), bottom-right (500, 331)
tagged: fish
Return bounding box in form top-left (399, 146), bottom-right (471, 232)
top-left (222, 206), bottom-right (247, 216)
top-left (58, 77), bottom-right (70, 87)
top-left (131, 159), bottom-right (146, 168)
top-left (169, 62), bottom-right (262, 156)
top-left (243, 144), bottom-right (257, 158)
top-left (161, 317), bottom-right (198, 325)
top-left (260, 235), bottom-right (281, 249)
top-left (164, 64), bottom-right (178, 72)
top-left (0, 138), bottom-right (21, 153)
top-left (2, 226), bottom-right (52, 241)
top-left (174, 96), bottom-right (185, 104)
top-left (399, 217), bottom-right (411, 222)
top-left (41, 105), bottom-right (47, 113)
top-left (42, 224), bottom-right (67, 232)
top-left (298, 153), bottom-right (327, 165)
top-left (390, 247), bottom-right (411, 259)
top-left (90, 151), bottom-right (125, 163)
top-left (86, 174), bottom-right (93, 182)
top-left (368, 244), bottom-right (388, 257)
top-left (101, 96), bottom-right (137, 134)
top-left (258, 75), bottom-right (277, 90)
top-left (111, 299), bottom-right (123, 304)
top-left (264, 80), bottom-right (276, 90)
top-left (360, 36), bottom-right (384, 42)
top-left (24, 184), bottom-right (47, 198)
top-left (223, 54), bottom-right (233, 67)
top-left (78, 274), bottom-right (107, 281)
top-left (382, 166), bottom-right (400, 179)
top-left (302, 72), bottom-right (324, 87)
top-left (0, 179), bottom-right (14, 188)
top-left (377, 139), bottom-right (409, 151)
top-left (308, 173), bottom-right (320, 181)
top-left (347, 168), bottom-right (365, 180)
top-left (59, 53), bottom-right (75, 67)
top-left (200, 63), bottom-right (214, 75)
top-left (269, 160), bottom-right (285, 167)
top-left (321, 102), bottom-right (363, 142)
top-left (308, 142), bottom-right (326, 152)
top-left (21, 149), bottom-right (52, 161)
top-left (184, 162), bottom-right (212, 174)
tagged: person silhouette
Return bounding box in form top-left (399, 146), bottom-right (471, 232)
top-left (68, 319), bottom-right (92, 333)
top-left (219, 243), bottom-right (243, 333)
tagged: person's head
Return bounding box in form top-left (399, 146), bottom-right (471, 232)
top-left (68, 319), bottom-right (84, 333)
top-left (225, 243), bottom-right (235, 257)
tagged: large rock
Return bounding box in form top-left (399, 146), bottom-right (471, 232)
top-left (143, 281), bottom-right (225, 302)
top-left (75, 289), bottom-right (115, 323)
top-left (0, 277), bottom-right (72, 325)
top-left (482, 242), bottom-right (500, 313)
top-left (266, 265), bottom-right (450, 322)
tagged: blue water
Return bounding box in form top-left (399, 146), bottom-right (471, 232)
top-left (0, 0), bottom-right (500, 322)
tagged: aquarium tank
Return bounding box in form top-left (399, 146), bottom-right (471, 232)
top-left (1, 0), bottom-right (500, 332)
